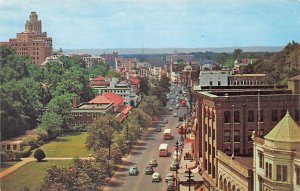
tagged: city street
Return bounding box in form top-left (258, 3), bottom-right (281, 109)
top-left (106, 85), bottom-right (187, 191)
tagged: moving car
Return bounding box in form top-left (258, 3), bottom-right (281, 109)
top-left (176, 122), bottom-right (181, 128)
top-left (152, 172), bottom-right (162, 182)
top-left (129, 166), bottom-right (139, 176)
top-left (149, 159), bottom-right (158, 167)
top-left (145, 165), bottom-right (154, 175)
top-left (155, 126), bottom-right (162, 132)
top-left (165, 172), bottom-right (175, 182)
top-left (173, 113), bottom-right (178, 117)
top-left (168, 107), bottom-right (173, 111)
top-left (170, 161), bottom-right (179, 171)
top-left (163, 119), bottom-right (168, 124)
top-left (167, 180), bottom-right (176, 191)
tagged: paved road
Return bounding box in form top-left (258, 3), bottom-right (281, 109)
top-left (106, 85), bottom-right (187, 191)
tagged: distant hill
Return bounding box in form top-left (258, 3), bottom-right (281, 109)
top-left (63, 46), bottom-right (284, 55)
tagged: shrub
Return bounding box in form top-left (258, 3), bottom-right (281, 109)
top-left (20, 146), bottom-right (32, 157)
top-left (33, 149), bottom-right (46, 162)
top-left (23, 136), bottom-right (40, 149)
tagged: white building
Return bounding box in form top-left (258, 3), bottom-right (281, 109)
top-left (199, 70), bottom-right (232, 86)
top-left (81, 54), bottom-right (105, 68)
top-left (92, 78), bottom-right (140, 107)
top-left (253, 112), bottom-right (300, 191)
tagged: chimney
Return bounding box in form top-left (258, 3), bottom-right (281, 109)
top-left (72, 97), bottom-right (79, 108)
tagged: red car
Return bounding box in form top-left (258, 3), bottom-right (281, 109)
top-left (178, 128), bottom-right (186, 134)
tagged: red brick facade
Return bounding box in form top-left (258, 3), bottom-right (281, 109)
top-left (195, 89), bottom-right (300, 187)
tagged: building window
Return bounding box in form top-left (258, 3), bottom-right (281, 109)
top-left (248, 110), bottom-right (254, 122)
top-left (234, 111), bottom-right (240, 123)
top-left (257, 110), bottom-right (264, 122)
top-left (212, 129), bottom-right (215, 140)
top-left (7, 145), bottom-right (11, 150)
top-left (276, 165), bottom-right (287, 182)
top-left (209, 81), bottom-right (213, 86)
top-left (280, 109), bottom-right (286, 119)
top-left (234, 130), bottom-right (240, 142)
top-left (79, 113), bottom-right (82, 116)
top-left (224, 130), bottom-right (231, 142)
top-left (259, 152), bottom-right (264, 169)
top-left (224, 111), bottom-right (231, 123)
top-left (296, 167), bottom-right (300, 185)
top-left (295, 109), bottom-right (300, 121)
top-left (218, 81), bottom-right (221, 86)
top-left (272, 110), bottom-right (278, 122)
top-left (265, 162), bottom-right (272, 179)
top-left (87, 113), bottom-right (91, 116)
top-left (13, 145), bottom-right (17, 150)
top-left (75, 113), bottom-right (78, 116)
top-left (259, 129), bottom-right (264, 136)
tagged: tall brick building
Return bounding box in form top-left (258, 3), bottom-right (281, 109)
top-left (195, 88), bottom-right (300, 190)
top-left (0, 11), bottom-right (52, 65)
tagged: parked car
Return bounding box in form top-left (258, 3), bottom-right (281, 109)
top-left (176, 122), bottom-right (181, 128)
top-left (152, 172), bottom-right (162, 182)
top-left (129, 166), bottom-right (139, 176)
top-left (145, 165), bottom-right (154, 175)
top-left (170, 161), bottom-right (179, 171)
top-left (165, 172), bottom-right (175, 182)
top-left (155, 126), bottom-right (162, 132)
top-left (168, 107), bottom-right (173, 111)
top-left (167, 180), bottom-right (176, 191)
top-left (163, 119), bottom-right (168, 124)
top-left (173, 113), bottom-right (178, 117)
top-left (149, 159), bottom-right (158, 167)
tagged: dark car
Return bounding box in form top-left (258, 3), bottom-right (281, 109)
top-left (145, 165), bottom-right (154, 175)
top-left (167, 180), bottom-right (176, 191)
top-left (170, 161), bottom-right (179, 171)
top-left (155, 126), bottom-right (162, 132)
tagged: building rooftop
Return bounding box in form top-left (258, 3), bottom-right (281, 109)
top-left (103, 92), bottom-right (124, 107)
top-left (91, 76), bottom-right (105, 81)
top-left (88, 95), bottom-right (111, 104)
top-left (129, 77), bottom-right (140, 85)
top-left (230, 74), bottom-right (266, 77)
top-left (264, 111), bottom-right (300, 143)
top-left (233, 156), bottom-right (253, 170)
top-left (289, 75), bottom-right (300, 81)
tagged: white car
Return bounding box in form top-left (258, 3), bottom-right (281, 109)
top-left (152, 172), bottom-right (162, 182)
top-left (169, 107), bottom-right (173, 111)
top-left (173, 113), bottom-right (178, 117)
top-left (165, 172), bottom-right (175, 182)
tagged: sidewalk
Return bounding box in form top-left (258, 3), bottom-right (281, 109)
top-left (178, 136), bottom-right (197, 173)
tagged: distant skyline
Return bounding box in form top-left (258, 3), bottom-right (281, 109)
top-left (0, 0), bottom-right (299, 50)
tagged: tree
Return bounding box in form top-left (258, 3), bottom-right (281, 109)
top-left (158, 73), bottom-right (170, 92)
top-left (139, 77), bottom-right (150, 95)
top-left (38, 112), bottom-right (63, 139)
top-left (33, 149), bottom-right (46, 162)
top-left (86, 114), bottom-right (122, 151)
top-left (233, 48), bottom-right (243, 59)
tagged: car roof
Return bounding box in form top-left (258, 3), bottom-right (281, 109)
top-left (153, 172), bottom-right (159, 175)
top-left (167, 172), bottom-right (173, 176)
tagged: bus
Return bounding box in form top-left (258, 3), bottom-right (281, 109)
top-left (163, 129), bottom-right (172, 140)
top-left (159, 143), bottom-right (168, 157)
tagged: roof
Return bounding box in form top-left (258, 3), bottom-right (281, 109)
top-left (231, 74), bottom-right (266, 77)
top-left (103, 92), bottom-right (124, 107)
top-left (289, 75), bottom-right (300, 81)
top-left (129, 77), bottom-right (140, 85)
top-left (88, 95), bottom-right (111, 104)
top-left (117, 105), bottom-right (132, 114)
top-left (264, 111), bottom-right (300, 143)
top-left (91, 76), bottom-right (105, 81)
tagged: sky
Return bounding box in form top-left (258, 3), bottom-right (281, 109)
top-left (0, 0), bottom-right (299, 49)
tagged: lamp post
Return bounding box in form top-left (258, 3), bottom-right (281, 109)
top-left (175, 140), bottom-right (179, 188)
top-left (185, 168), bottom-right (194, 191)
top-left (126, 125), bottom-right (130, 154)
top-left (231, 104), bottom-right (235, 159)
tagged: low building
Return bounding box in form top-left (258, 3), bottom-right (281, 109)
top-left (217, 151), bottom-right (253, 191)
top-left (71, 95), bottom-right (114, 126)
top-left (90, 76), bottom-right (110, 86)
top-left (228, 74), bottom-right (266, 86)
top-left (115, 57), bottom-right (137, 72)
top-left (199, 70), bottom-right (232, 87)
top-left (253, 112), bottom-right (300, 191)
top-left (102, 92), bottom-right (124, 111)
top-left (80, 54), bottom-right (105, 67)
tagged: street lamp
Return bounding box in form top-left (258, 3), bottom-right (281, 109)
top-left (175, 140), bottom-right (179, 188)
top-left (126, 125), bottom-right (130, 154)
top-left (185, 168), bottom-right (194, 191)
top-left (231, 104), bottom-right (235, 159)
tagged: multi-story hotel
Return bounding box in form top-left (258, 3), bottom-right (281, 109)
top-left (0, 12), bottom-right (52, 65)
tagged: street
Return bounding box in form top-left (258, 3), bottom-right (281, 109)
top-left (106, 85), bottom-right (187, 191)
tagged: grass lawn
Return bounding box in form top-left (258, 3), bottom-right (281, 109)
top-left (1, 160), bottom-right (72, 191)
top-left (33, 132), bottom-right (92, 158)
top-left (0, 161), bottom-right (20, 173)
